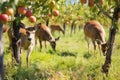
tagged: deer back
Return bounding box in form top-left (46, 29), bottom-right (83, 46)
top-left (35, 24), bottom-right (54, 41)
top-left (84, 20), bottom-right (105, 43)
top-left (50, 24), bottom-right (64, 31)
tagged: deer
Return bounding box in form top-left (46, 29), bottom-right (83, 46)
top-left (35, 23), bottom-right (60, 51)
top-left (7, 26), bottom-right (36, 67)
top-left (84, 20), bottom-right (108, 56)
top-left (50, 24), bottom-right (64, 35)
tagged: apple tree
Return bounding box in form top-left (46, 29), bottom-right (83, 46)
top-left (0, 0), bottom-right (18, 79)
top-left (0, 0), bottom-right (37, 79)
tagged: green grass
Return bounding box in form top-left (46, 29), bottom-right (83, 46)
top-left (3, 26), bottom-right (120, 80)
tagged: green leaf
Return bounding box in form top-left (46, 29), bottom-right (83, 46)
top-left (95, 0), bottom-right (99, 3)
top-left (0, 2), bottom-right (8, 13)
top-left (108, 0), bottom-right (111, 5)
top-left (9, 0), bottom-right (15, 3)
top-left (113, 21), bottom-right (118, 30)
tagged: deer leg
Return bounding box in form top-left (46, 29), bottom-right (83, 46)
top-left (74, 25), bottom-right (76, 34)
top-left (70, 26), bottom-right (73, 36)
top-left (62, 30), bottom-right (65, 35)
top-left (88, 42), bottom-right (90, 54)
top-left (19, 52), bottom-right (22, 68)
top-left (45, 41), bottom-right (47, 49)
top-left (39, 39), bottom-right (42, 51)
top-left (17, 40), bottom-right (22, 68)
top-left (59, 31), bottom-right (60, 34)
top-left (85, 37), bottom-right (90, 54)
top-left (35, 37), bottom-right (37, 47)
top-left (98, 44), bottom-right (102, 56)
top-left (92, 40), bottom-right (96, 56)
top-left (26, 46), bottom-right (33, 67)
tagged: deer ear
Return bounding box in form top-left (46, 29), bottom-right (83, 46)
top-left (34, 23), bottom-right (41, 29)
top-left (96, 39), bottom-right (102, 44)
top-left (19, 28), bottom-right (26, 35)
top-left (26, 31), bottom-right (30, 36)
top-left (55, 36), bottom-right (60, 41)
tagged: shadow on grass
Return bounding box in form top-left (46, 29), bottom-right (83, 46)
top-left (83, 53), bottom-right (92, 59)
top-left (47, 50), bottom-right (77, 57)
top-left (47, 49), bottom-right (55, 54)
top-left (58, 51), bottom-right (77, 57)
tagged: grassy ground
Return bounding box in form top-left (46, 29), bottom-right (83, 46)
top-left (3, 25), bottom-right (120, 80)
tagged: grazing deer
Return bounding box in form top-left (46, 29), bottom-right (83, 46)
top-left (35, 23), bottom-right (60, 51)
top-left (84, 20), bottom-right (108, 56)
top-left (50, 24), bottom-right (64, 35)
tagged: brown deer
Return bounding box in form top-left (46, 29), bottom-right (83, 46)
top-left (35, 23), bottom-right (60, 51)
top-left (50, 24), bottom-right (64, 35)
top-left (84, 20), bottom-right (108, 56)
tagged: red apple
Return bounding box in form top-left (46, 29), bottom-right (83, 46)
top-left (47, 14), bottom-right (52, 18)
top-left (29, 16), bottom-right (36, 23)
top-left (25, 10), bottom-right (32, 17)
top-left (18, 6), bottom-right (26, 15)
top-left (0, 14), bottom-right (9, 24)
top-left (6, 8), bottom-right (14, 16)
top-left (53, 9), bottom-right (59, 16)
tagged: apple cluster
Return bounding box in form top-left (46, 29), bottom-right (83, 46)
top-left (0, 6), bottom-right (36, 24)
top-left (0, 8), bottom-right (13, 24)
top-left (49, 1), bottom-right (59, 17)
top-left (17, 6), bottom-right (36, 23)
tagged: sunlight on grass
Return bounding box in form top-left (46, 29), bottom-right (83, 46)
top-left (3, 26), bottom-right (120, 80)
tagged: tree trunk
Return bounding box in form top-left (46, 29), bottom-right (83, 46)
top-left (94, 0), bottom-right (120, 76)
top-left (0, 22), bottom-right (4, 80)
top-left (102, 27), bottom-right (117, 75)
top-left (63, 22), bottom-right (66, 36)
top-left (70, 20), bottom-right (76, 36)
top-left (46, 19), bottom-right (49, 27)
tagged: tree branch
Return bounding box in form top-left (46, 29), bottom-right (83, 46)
top-left (94, 1), bottom-right (113, 20)
top-left (115, 0), bottom-right (119, 7)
